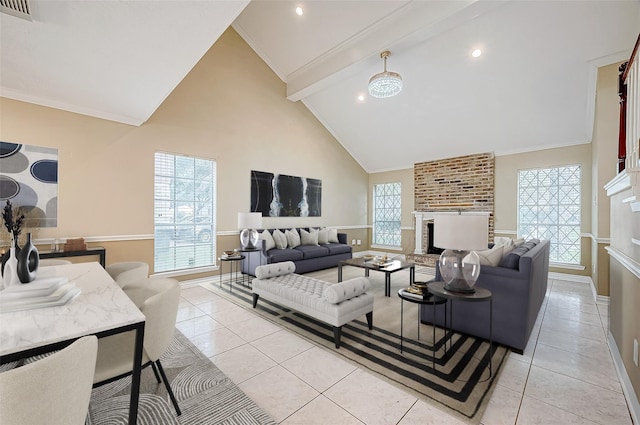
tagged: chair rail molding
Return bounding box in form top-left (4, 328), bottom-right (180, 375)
top-left (605, 246), bottom-right (640, 279)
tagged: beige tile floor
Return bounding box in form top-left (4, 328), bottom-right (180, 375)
top-left (177, 275), bottom-right (633, 425)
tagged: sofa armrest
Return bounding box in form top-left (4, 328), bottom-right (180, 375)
top-left (338, 232), bottom-right (347, 245)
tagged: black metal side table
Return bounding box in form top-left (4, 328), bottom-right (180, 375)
top-left (218, 255), bottom-right (245, 292)
top-left (428, 281), bottom-right (494, 377)
top-left (397, 288), bottom-right (447, 369)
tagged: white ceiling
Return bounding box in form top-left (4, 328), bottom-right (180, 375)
top-left (2, 1), bottom-right (639, 173)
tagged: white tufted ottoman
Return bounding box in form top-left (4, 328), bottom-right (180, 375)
top-left (252, 261), bottom-right (374, 348)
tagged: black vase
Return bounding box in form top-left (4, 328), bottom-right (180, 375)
top-left (17, 233), bottom-right (39, 283)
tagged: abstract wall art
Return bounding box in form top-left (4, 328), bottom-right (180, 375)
top-left (251, 170), bottom-right (321, 217)
top-left (0, 141), bottom-right (58, 227)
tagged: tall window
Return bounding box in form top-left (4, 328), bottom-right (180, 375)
top-left (518, 165), bottom-right (581, 265)
top-left (373, 182), bottom-right (401, 247)
top-left (154, 152), bottom-right (216, 273)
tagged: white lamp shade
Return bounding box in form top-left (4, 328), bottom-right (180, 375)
top-left (237, 212), bottom-right (262, 230)
top-left (434, 213), bottom-right (488, 251)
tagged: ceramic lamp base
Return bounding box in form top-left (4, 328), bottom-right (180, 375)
top-left (240, 228), bottom-right (259, 250)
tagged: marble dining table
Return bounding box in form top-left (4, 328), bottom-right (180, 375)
top-left (0, 262), bottom-right (146, 425)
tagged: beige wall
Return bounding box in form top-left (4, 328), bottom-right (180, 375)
top-left (0, 28), bottom-right (368, 277)
top-left (590, 62), bottom-right (623, 294)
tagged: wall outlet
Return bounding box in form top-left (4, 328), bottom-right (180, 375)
top-left (357, 239), bottom-right (362, 246)
top-left (634, 339), bottom-right (639, 367)
top-left (351, 239), bottom-right (356, 245)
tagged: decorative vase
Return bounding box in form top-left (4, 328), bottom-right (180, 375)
top-left (16, 233), bottom-right (39, 284)
top-left (2, 246), bottom-right (20, 288)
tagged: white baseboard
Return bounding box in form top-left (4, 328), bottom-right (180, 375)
top-left (608, 332), bottom-right (640, 425)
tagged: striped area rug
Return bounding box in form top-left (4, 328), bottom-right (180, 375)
top-left (201, 265), bottom-right (508, 424)
top-left (86, 329), bottom-right (276, 425)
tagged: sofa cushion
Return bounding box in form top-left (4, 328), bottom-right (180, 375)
top-left (286, 228), bottom-right (301, 248)
top-left (300, 228), bottom-right (319, 246)
top-left (317, 227), bottom-right (329, 244)
top-left (476, 245), bottom-right (503, 267)
top-left (322, 242), bottom-right (352, 255)
top-left (295, 244), bottom-right (330, 259)
top-left (273, 229), bottom-right (287, 249)
top-left (499, 244), bottom-right (531, 269)
top-left (323, 277), bottom-right (370, 304)
top-left (255, 261), bottom-right (296, 279)
top-left (260, 230), bottom-right (276, 251)
top-left (268, 248), bottom-right (304, 263)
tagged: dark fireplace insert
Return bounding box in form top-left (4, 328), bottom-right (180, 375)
top-left (427, 222), bottom-right (444, 255)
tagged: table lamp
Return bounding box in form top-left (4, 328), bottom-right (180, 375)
top-left (238, 212), bottom-right (262, 249)
top-left (434, 212), bottom-right (488, 293)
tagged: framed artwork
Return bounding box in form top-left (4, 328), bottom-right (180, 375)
top-left (251, 170), bottom-right (321, 217)
top-left (0, 141), bottom-right (58, 227)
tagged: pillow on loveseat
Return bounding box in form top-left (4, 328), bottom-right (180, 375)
top-left (260, 230), bottom-right (276, 250)
top-left (476, 245), bottom-right (503, 267)
top-left (323, 277), bottom-right (370, 304)
top-left (499, 239), bottom-right (539, 269)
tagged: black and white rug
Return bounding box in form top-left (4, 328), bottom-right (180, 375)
top-left (201, 266), bottom-right (508, 424)
top-left (86, 329), bottom-right (275, 425)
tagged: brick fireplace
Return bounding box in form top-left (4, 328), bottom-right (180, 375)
top-left (408, 152), bottom-right (495, 267)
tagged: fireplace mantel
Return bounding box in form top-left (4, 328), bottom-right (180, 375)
top-left (412, 211), bottom-right (491, 255)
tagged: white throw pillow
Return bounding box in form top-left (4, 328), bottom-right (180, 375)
top-left (476, 245), bottom-right (503, 267)
top-left (272, 229), bottom-right (287, 249)
top-left (317, 227), bottom-right (329, 244)
top-left (259, 230), bottom-right (276, 251)
top-left (327, 228), bottom-right (339, 243)
top-left (285, 228), bottom-right (301, 248)
top-left (300, 228), bottom-right (319, 246)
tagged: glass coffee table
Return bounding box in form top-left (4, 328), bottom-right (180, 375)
top-left (338, 257), bottom-right (415, 297)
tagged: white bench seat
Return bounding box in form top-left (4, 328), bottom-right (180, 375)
top-left (252, 262), bottom-right (374, 348)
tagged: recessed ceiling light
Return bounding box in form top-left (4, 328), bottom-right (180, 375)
top-left (357, 94), bottom-right (365, 102)
top-left (295, 6), bottom-right (303, 16)
top-left (471, 49), bottom-right (482, 58)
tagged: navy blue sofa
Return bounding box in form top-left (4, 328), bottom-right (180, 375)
top-left (421, 239), bottom-right (550, 353)
top-left (243, 228), bottom-right (352, 275)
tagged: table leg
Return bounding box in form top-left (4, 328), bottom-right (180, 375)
top-left (129, 322), bottom-right (145, 425)
top-left (400, 299), bottom-right (404, 353)
top-left (489, 298), bottom-right (493, 377)
top-left (410, 266), bottom-right (415, 284)
top-left (219, 262), bottom-right (223, 288)
top-left (338, 264), bottom-right (343, 282)
top-left (385, 273), bottom-right (391, 297)
top-left (432, 300), bottom-right (436, 370)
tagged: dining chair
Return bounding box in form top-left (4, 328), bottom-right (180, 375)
top-left (105, 261), bottom-right (149, 288)
top-left (93, 277), bottom-right (182, 415)
top-left (0, 335), bottom-right (98, 425)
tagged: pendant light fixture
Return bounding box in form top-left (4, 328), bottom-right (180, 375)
top-left (368, 50), bottom-right (403, 98)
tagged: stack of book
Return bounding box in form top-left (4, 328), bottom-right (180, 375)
top-left (64, 237), bottom-right (87, 251)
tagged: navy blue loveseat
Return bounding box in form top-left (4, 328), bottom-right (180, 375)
top-left (243, 228), bottom-right (352, 275)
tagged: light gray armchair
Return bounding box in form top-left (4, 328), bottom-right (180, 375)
top-left (105, 261), bottom-right (149, 288)
top-left (0, 336), bottom-right (98, 425)
top-left (93, 277), bottom-right (182, 415)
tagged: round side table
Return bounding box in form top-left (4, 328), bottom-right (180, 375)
top-left (427, 281), bottom-right (494, 377)
top-left (397, 288), bottom-right (448, 369)
top-left (218, 255), bottom-right (245, 292)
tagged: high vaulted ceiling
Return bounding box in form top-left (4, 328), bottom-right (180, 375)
top-left (2, 1), bottom-right (639, 172)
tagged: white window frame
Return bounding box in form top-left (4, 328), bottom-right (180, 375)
top-left (154, 152), bottom-right (216, 274)
top-left (517, 164), bottom-right (581, 266)
top-left (372, 182), bottom-right (402, 248)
